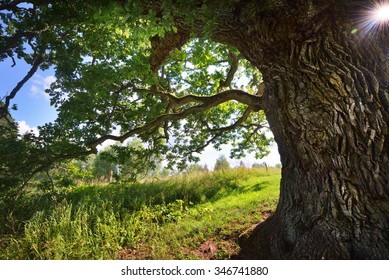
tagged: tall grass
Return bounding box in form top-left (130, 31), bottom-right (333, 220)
top-left (0, 167), bottom-right (281, 259)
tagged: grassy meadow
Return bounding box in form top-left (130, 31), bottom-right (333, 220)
top-left (0, 167), bottom-right (281, 260)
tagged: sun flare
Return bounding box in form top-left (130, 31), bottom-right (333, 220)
top-left (356, 1), bottom-right (389, 35)
top-left (373, 3), bottom-right (389, 22)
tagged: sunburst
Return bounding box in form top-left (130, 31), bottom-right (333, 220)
top-left (356, 1), bottom-right (389, 35)
top-left (373, 3), bottom-right (389, 22)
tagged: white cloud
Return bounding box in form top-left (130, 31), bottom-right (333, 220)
top-left (30, 74), bottom-right (56, 100)
top-left (18, 120), bottom-right (39, 135)
top-left (30, 85), bottom-right (40, 95)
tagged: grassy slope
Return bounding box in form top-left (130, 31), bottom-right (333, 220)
top-left (0, 167), bottom-right (280, 260)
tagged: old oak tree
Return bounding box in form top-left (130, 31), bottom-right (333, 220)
top-left (1, 0), bottom-right (388, 259)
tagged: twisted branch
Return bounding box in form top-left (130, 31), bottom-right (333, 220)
top-left (87, 89), bottom-right (263, 150)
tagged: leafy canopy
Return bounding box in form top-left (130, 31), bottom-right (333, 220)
top-left (0, 0), bottom-right (272, 192)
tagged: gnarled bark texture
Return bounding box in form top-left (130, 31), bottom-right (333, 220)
top-left (223, 2), bottom-right (389, 259)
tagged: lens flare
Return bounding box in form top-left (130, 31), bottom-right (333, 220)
top-left (355, 1), bottom-right (389, 35)
top-left (373, 3), bottom-right (389, 22)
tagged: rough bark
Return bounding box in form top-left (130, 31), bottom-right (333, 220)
top-left (226, 2), bottom-right (389, 259)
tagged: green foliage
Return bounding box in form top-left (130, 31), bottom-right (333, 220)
top-left (1, 1), bottom-right (273, 194)
top-left (0, 130), bottom-right (42, 195)
top-left (37, 159), bottom-right (94, 189)
top-left (110, 139), bottom-right (162, 181)
top-left (0, 2), bottom-right (279, 260)
top-left (0, 115), bottom-right (19, 193)
top-left (92, 151), bottom-right (119, 180)
top-left (160, 39), bottom-right (271, 166)
top-left (0, 167), bottom-right (281, 259)
top-left (92, 138), bottom-right (163, 182)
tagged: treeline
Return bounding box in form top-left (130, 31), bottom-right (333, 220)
top-left (30, 148), bottom-right (281, 190)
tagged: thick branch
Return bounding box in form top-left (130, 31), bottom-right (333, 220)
top-left (219, 51), bottom-right (239, 89)
top-left (170, 89), bottom-right (264, 111)
top-left (87, 89), bottom-right (264, 149)
top-left (150, 29), bottom-right (191, 72)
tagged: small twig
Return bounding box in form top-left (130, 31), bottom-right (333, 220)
top-left (11, 57), bottom-right (16, 67)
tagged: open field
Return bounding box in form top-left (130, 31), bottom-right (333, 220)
top-left (0, 167), bottom-right (281, 260)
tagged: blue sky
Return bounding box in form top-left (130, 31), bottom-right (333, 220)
top-left (0, 57), bottom-right (57, 128)
top-left (1, 57), bottom-right (280, 168)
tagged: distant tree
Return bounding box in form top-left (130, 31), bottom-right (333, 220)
top-left (214, 155), bottom-right (230, 171)
top-left (92, 148), bottom-right (119, 180)
top-left (95, 138), bottom-right (162, 182)
top-left (239, 160), bottom-right (245, 168)
top-left (252, 163), bottom-right (261, 169)
top-left (186, 163), bottom-right (208, 173)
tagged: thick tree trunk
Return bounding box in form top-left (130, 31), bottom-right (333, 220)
top-left (233, 3), bottom-right (389, 259)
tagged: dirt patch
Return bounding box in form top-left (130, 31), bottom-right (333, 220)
top-left (193, 239), bottom-right (239, 260)
top-left (195, 240), bottom-right (218, 259)
top-left (117, 243), bottom-right (152, 260)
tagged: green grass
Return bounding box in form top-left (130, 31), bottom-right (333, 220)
top-left (0, 167), bottom-right (281, 260)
